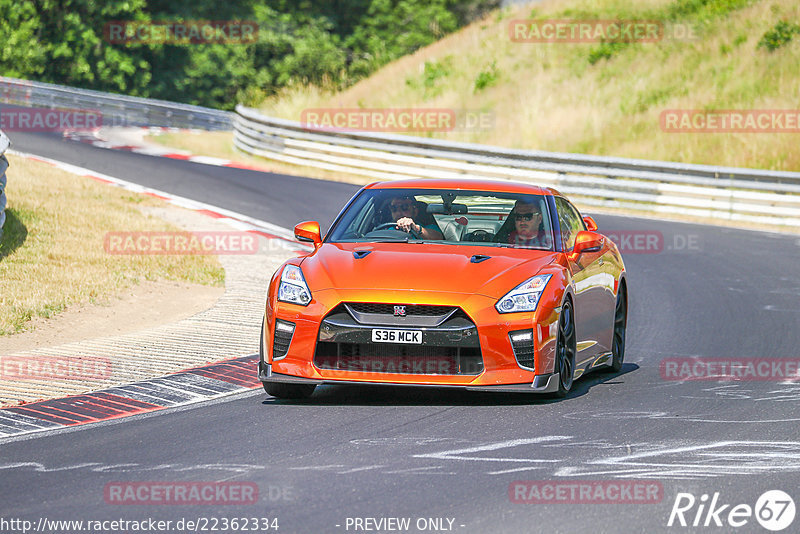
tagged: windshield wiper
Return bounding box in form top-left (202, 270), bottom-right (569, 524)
top-left (367, 237), bottom-right (410, 243)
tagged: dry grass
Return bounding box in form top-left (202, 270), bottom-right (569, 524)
top-left (0, 155), bottom-right (225, 335)
top-left (257, 0), bottom-right (800, 171)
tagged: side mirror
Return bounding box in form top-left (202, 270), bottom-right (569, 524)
top-left (294, 221), bottom-right (322, 248)
top-left (570, 230), bottom-right (605, 258)
top-left (583, 216), bottom-right (598, 231)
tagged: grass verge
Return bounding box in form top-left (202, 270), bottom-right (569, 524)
top-left (0, 154), bottom-right (225, 336)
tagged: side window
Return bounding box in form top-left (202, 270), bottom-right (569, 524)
top-left (554, 197), bottom-right (585, 251)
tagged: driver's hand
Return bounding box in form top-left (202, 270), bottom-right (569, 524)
top-left (395, 217), bottom-right (420, 234)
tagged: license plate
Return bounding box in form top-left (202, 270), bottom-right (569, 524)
top-left (371, 329), bottom-right (423, 344)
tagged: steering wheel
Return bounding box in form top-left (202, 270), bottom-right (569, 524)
top-left (467, 229), bottom-right (492, 242)
top-left (372, 222), bottom-right (422, 238)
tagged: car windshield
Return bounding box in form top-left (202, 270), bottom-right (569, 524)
top-left (327, 188), bottom-right (554, 250)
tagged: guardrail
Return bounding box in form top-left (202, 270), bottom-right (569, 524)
top-left (0, 129), bottom-right (9, 240)
top-left (234, 104), bottom-right (800, 228)
top-left (0, 76), bottom-right (232, 130)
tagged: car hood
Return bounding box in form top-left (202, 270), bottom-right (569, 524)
top-left (300, 242), bottom-right (557, 298)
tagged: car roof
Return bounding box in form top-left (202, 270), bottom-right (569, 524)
top-left (365, 178), bottom-right (555, 196)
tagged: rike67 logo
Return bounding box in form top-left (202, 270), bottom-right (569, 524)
top-left (667, 490), bottom-right (795, 531)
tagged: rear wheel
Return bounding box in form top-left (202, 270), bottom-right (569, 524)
top-left (553, 299), bottom-right (576, 398)
top-left (263, 382), bottom-right (316, 399)
top-left (608, 286), bottom-right (627, 373)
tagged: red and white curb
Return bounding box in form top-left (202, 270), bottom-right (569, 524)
top-left (0, 150), bottom-right (313, 438)
top-left (0, 355), bottom-right (261, 439)
top-left (8, 148), bottom-right (312, 253)
top-left (62, 128), bottom-right (276, 172)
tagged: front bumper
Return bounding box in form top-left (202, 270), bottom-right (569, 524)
top-left (262, 289), bottom-right (562, 391)
top-left (259, 362), bottom-right (561, 394)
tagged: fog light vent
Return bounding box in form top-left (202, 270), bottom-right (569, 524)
top-left (509, 329), bottom-right (535, 370)
top-left (273, 320), bottom-right (296, 360)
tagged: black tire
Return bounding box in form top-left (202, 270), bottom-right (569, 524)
top-left (608, 285), bottom-right (627, 373)
top-left (553, 299), bottom-right (576, 398)
top-left (263, 382), bottom-right (316, 399)
top-left (259, 317), bottom-right (265, 361)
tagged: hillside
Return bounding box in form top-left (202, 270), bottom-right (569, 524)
top-left (259, 0), bottom-right (800, 171)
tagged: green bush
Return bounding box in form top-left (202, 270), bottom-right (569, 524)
top-left (758, 20), bottom-right (800, 52)
top-left (587, 42), bottom-right (628, 65)
top-left (666, 0), bottom-right (754, 21)
top-left (474, 61), bottom-right (499, 91)
top-left (423, 58), bottom-right (453, 89)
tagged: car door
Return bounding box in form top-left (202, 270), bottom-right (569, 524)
top-left (554, 197), bottom-right (614, 370)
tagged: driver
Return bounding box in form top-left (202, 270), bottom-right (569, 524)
top-left (508, 199), bottom-right (551, 248)
top-left (388, 195), bottom-right (443, 240)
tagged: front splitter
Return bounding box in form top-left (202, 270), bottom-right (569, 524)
top-left (260, 364), bottom-right (560, 394)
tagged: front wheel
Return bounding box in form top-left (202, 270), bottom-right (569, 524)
top-left (607, 286), bottom-right (627, 373)
top-left (263, 382), bottom-right (316, 399)
top-left (553, 299), bottom-right (576, 398)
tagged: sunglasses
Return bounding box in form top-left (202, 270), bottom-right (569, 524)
top-left (390, 203), bottom-right (414, 212)
top-left (514, 212), bottom-right (540, 221)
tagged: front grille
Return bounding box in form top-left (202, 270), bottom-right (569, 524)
top-left (272, 320), bottom-right (295, 360)
top-left (341, 302), bottom-right (461, 327)
top-left (509, 329), bottom-right (535, 370)
top-left (346, 303), bottom-right (455, 316)
top-left (314, 342), bottom-right (483, 375)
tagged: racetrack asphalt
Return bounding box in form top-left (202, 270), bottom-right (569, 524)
top-left (2, 131), bottom-right (800, 534)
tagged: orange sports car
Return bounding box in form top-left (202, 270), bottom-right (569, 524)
top-left (259, 179), bottom-right (627, 399)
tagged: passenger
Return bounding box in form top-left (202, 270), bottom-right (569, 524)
top-left (388, 195), bottom-right (443, 240)
top-left (508, 200), bottom-right (551, 248)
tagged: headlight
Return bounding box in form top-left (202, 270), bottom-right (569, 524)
top-left (495, 274), bottom-right (552, 314)
top-left (278, 265), bottom-right (312, 306)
